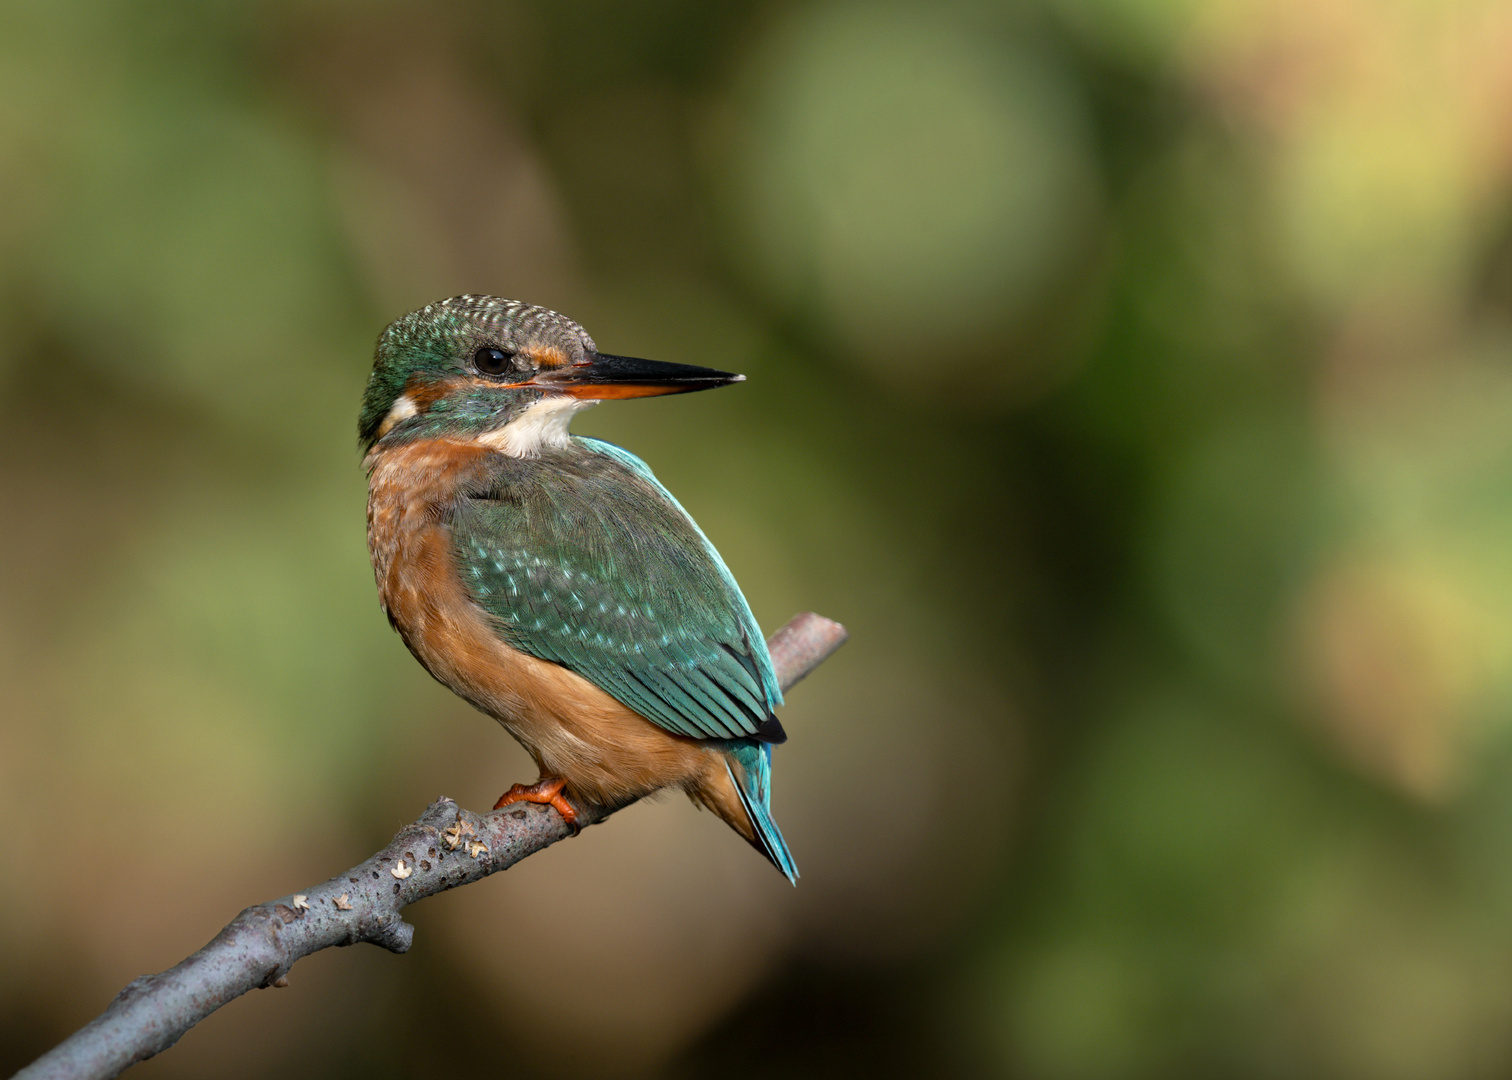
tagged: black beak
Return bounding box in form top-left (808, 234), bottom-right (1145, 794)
top-left (544, 353), bottom-right (745, 400)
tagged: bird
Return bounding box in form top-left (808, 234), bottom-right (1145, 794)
top-left (359, 295), bottom-right (797, 882)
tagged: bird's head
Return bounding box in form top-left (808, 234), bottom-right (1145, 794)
top-left (359, 295), bottom-right (742, 456)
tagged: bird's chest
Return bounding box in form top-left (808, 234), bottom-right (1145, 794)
top-left (365, 440), bottom-right (486, 618)
top-left (363, 441), bottom-right (559, 721)
top-left (363, 439), bottom-right (530, 706)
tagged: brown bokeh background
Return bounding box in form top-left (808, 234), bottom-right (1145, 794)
top-left (6, 1), bottom-right (1512, 1077)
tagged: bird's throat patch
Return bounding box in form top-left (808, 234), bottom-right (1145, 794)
top-left (475, 395), bottom-right (595, 457)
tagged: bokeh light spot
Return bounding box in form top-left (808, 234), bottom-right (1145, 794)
top-left (717, 3), bottom-right (1097, 376)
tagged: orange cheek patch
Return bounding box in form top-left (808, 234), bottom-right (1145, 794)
top-left (403, 375), bottom-right (455, 412)
top-left (522, 345), bottom-right (570, 369)
top-left (407, 374), bottom-right (537, 401)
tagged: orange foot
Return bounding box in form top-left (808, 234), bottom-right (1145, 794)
top-left (494, 777), bottom-right (580, 832)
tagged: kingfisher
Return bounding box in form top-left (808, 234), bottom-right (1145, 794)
top-left (359, 295), bottom-right (797, 882)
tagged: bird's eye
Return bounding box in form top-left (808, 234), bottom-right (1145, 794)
top-left (473, 347), bottom-right (513, 375)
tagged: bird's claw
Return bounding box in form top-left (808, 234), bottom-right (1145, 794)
top-left (493, 777), bottom-right (581, 833)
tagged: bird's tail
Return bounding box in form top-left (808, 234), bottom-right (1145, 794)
top-left (726, 741), bottom-right (799, 885)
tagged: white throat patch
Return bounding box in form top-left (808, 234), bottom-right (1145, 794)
top-left (476, 396), bottom-right (596, 458)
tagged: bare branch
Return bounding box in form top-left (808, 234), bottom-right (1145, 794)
top-left (15, 613), bottom-right (847, 1080)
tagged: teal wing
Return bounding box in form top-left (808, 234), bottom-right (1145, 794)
top-left (449, 437), bottom-right (784, 742)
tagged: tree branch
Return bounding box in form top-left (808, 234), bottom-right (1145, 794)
top-left (15, 612), bottom-right (847, 1080)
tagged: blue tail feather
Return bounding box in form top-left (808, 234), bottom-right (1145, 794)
top-left (726, 741), bottom-right (798, 884)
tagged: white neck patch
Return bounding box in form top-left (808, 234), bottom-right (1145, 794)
top-left (475, 396), bottom-right (596, 458)
top-left (375, 393), bottom-right (418, 440)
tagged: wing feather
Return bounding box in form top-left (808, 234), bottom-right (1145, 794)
top-left (449, 437), bottom-right (783, 743)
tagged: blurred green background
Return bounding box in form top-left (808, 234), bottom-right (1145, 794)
top-left (5, 0), bottom-right (1512, 1077)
